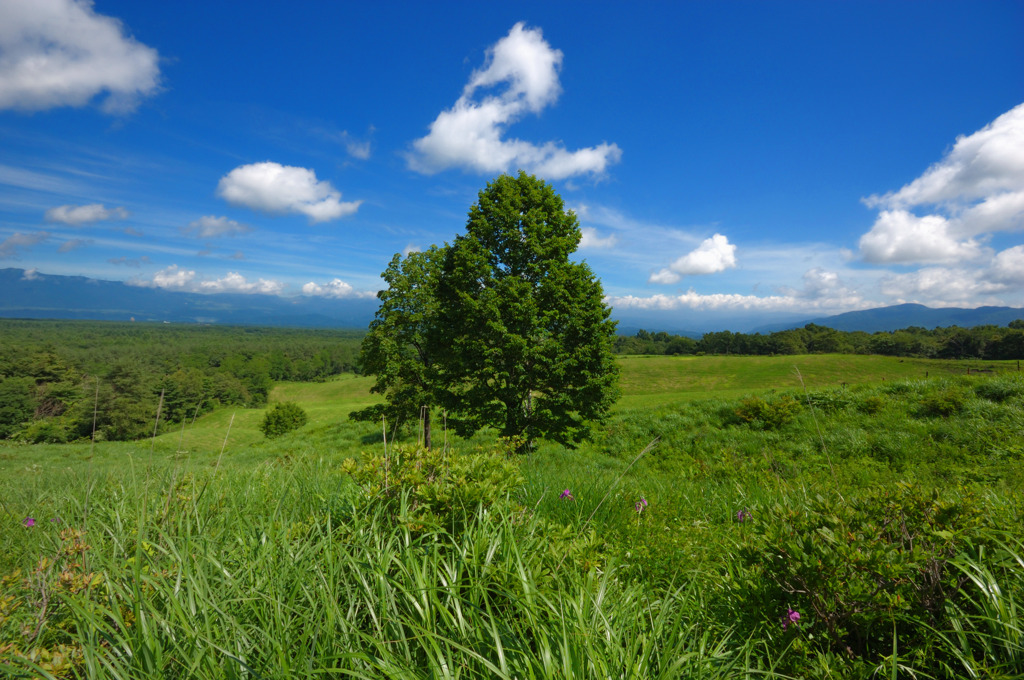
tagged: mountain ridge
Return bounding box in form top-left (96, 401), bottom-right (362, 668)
top-left (751, 303), bottom-right (1024, 334)
top-left (4, 268), bottom-right (1023, 333)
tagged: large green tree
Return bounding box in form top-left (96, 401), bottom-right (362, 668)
top-left (351, 246), bottom-right (444, 447)
top-left (433, 172), bottom-right (619, 448)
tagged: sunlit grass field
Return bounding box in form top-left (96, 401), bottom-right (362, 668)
top-left (615, 353), bottom-right (1015, 407)
top-left (2, 355), bottom-right (1023, 678)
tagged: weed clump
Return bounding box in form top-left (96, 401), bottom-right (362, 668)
top-left (974, 375), bottom-right (1024, 403)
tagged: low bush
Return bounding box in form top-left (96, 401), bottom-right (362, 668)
top-left (343, 443), bottom-right (525, 535)
top-left (258, 401), bottom-right (308, 438)
top-left (730, 484), bottom-right (1012, 675)
top-left (919, 386), bottom-right (970, 417)
top-left (857, 394), bottom-right (886, 414)
top-left (734, 394), bottom-right (801, 430)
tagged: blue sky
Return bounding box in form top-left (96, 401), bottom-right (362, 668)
top-left (1, 0), bottom-right (1023, 328)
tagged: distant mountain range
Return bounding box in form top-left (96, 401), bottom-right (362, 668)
top-left (3, 268), bottom-right (1022, 334)
top-left (752, 303), bottom-right (1024, 334)
top-left (0, 268), bottom-right (379, 328)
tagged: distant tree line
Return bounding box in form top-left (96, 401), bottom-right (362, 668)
top-left (0, 320), bottom-right (362, 443)
top-left (614, 321), bottom-right (1024, 360)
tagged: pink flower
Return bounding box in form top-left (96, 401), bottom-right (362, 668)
top-left (782, 608), bottom-right (800, 630)
top-left (736, 509), bottom-right (751, 522)
top-left (635, 497), bottom-right (648, 513)
top-left (559, 489), bottom-right (574, 500)
top-left (23, 517), bottom-right (36, 528)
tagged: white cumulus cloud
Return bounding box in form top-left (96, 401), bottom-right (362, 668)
top-left (858, 210), bottom-right (985, 264)
top-left (649, 233), bottom-right (737, 284)
top-left (0, 0), bottom-right (160, 112)
top-left (217, 162), bottom-right (361, 223)
top-left (607, 285), bottom-right (873, 315)
top-left (198, 272), bottom-right (284, 295)
top-left (989, 245), bottom-right (1024, 285)
top-left (880, 267), bottom-right (1009, 307)
top-left (144, 264), bottom-right (195, 290)
top-left (184, 215), bottom-right (252, 238)
top-left (408, 22), bottom-right (621, 180)
top-left (302, 279), bottom-right (376, 299)
top-left (45, 203), bottom-right (129, 225)
top-left (859, 103), bottom-right (1024, 264)
top-left (130, 265), bottom-right (284, 295)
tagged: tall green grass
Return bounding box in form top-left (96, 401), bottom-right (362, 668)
top-left (2, 369), bottom-right (1023, 678)
top-left (1, 459), bottom-right (763, 679)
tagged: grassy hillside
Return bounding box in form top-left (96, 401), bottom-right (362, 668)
top-left (616, 353), bottom-right (1013, 407)
top-left (2, 357), bottom-right (1022, 678)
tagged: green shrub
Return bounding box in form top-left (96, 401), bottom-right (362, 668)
top-left (343, 444), bottom-right (525, 534)
top-left (804, 388), bottom-right (852, 414)
top-left (734, 394), bottom-right (801, 430)
top-left (731, 484), bottom-right (999, 674)
top-left (919, 387), bottom-right (970, 417)
top-left (857, 394), bottom-right (886, 414)
top-left (258, 401), bottom-right (308, 438)
top-left (18, 418), bottom-right (71, 444)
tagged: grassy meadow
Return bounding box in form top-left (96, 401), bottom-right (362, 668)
top-left (2, 354), bottom-right (1023, 678)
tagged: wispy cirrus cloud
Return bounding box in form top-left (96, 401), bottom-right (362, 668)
top-left (0, 231), bottom-right (50, 258)
top-left (579, 227), bottom-right (617, 250)
top-left (184, 215), bottom-right (252, 238)
top-left (57, 238), bottom-right (92, 253)
top-left (108, 255), bottom-right (151, 268)
top-left (45, 203), bottom-right (129, 225)
top-left (0, 0), bottom-right (161, 113)
top-left (408, 23), bottom-right (621, 180)
top-left (335, 130), bottom-right (372, 160)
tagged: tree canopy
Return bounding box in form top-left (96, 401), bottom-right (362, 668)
top-left (356, 172), bottom-right (619, 449)
top-left (350, 246), bottom-right (444, 447)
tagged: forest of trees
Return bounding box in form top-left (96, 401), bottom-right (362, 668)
top-left (0, 320), bottom-right (362, 443)
top-left (613, 321), bottom-right (1024, 360)
top-left (3, 315), bottom-right (1023, 446)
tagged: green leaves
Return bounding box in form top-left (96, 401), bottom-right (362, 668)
top-left (358, 173), bottom-right (619, 450)
top-left (732, 484), bottom-right (1004, 672)
top-left (351, 247), bottom-right (446, 446)
top-left (259, 401), bottom-right (308, 438)
top-left (433, 172), bottom-right (619, 448)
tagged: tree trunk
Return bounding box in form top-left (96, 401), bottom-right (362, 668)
top-left (424, 408), bottom-right (432, 449)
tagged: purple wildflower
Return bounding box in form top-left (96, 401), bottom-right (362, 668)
top-left (23, 517), bottom-right (36, 528)
top-left (559, 489), bottom-right (574, 500)
top-left (781, 608), bottom-right (800, 630)
top-left (736, 509), bottom-right (751, 522)
top-left (635, 497), bottom-right (648, 513)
